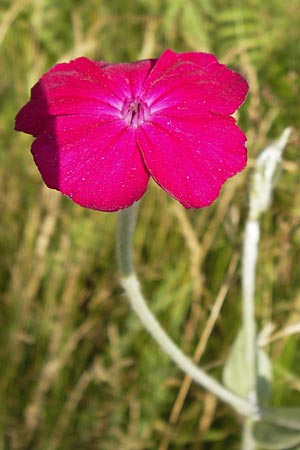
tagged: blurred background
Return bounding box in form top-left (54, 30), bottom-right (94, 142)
top-left (1, 0), bottom-right (300, 449)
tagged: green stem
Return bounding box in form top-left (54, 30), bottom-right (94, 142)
top-left (116, 204), bottom-right (257, 417)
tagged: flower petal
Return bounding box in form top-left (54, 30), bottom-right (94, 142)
top-left (15, 57), bottom-right (156, 137)
top-left (137, 113), bottom-right (247, 208)
top-left (142, 49), bottom-right (248, 116)
top-left (31, 115), bottom-right (150, 211)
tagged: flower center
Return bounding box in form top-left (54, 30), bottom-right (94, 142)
top-left (121, 98), bottom-right (151, 128)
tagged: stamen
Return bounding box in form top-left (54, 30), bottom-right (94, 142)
top-left (121, 98), bottom-right (151, 127)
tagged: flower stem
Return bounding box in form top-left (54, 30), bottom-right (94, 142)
top-left (240, 127), bottom-right (292, 409)
top-left (116, 203), bottom-right (256, 417)
top-left (241, 419), bottom-right (256, 450)
top-left (242, 219), bottom-right (259, 405)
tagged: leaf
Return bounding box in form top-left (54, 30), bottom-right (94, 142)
top-left (217, 7), bottom-right (259, 23)
top-left (253, 420), bottom-right (300, 450)
top-left (262, 408), bottom-right (300, 431)
top-left (180, 1), bottom-right (210, 51)
top-left (256, 347), bottom-right (273, 405)
top-left (222, 328), bottom-right (272, 403)
top-left (215, 6), bottom-right (265, 64)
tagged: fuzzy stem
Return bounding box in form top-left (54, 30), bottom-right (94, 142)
top-left (242, 219), bottom-right (260, 405)
top-left (241, 419), bottom-right (256, 450)
top-left (116, 204), bottom-right (256, 417)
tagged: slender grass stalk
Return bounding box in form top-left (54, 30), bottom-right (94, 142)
top-left (116, 203), bottom-right (256, 417)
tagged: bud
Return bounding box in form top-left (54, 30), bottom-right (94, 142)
top-left (249, 127), bottom-right (292, 220)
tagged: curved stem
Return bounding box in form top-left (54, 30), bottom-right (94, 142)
top-left (116, 203), bottom-right (256, 417)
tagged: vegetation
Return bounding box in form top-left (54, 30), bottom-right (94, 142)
top-left (0, 0), bottom-right (299, 448)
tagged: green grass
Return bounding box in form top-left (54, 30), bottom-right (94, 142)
top-left (1, 0), bottom-right (300, 448)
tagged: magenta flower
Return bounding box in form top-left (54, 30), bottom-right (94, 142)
top-left (15, 49), bottom-right (248, 212)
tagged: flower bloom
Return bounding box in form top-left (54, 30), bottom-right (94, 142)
top-left (15, 49), bottom-right (248, 212)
